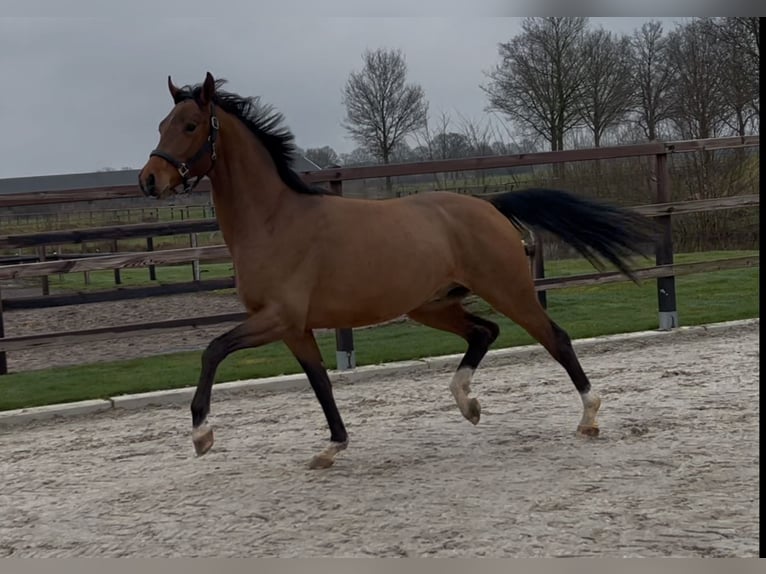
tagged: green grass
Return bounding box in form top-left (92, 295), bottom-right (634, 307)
top-left (0, 250), bottom-right (758, 411)
top-left (37, 261), bottom-right (235, 292)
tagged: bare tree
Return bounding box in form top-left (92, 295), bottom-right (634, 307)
top-left (577, 29), bottom-right (635, 147)
top-left (457, 114), bottom-right (506, 185)
top-left (707, 17), bottom-right (760, 133)
top-left (412, 110), bottom-right (454, 160)
top-left (304, 146), bottom-right (340, 168)
top-left (482, 17), bottom-right (588, 152)
top-left (342, 48), bottom-right (428, 165)
top-left (708, 17), bottom-right (759, 85)
top-left (629, 20), bottom-right (673, 141)
top-left (457, 113), bottom-right (502, 156)
top-left (411, 110), bottom-right (456, 186)
top-left (390, 140), bottom-right (416, 163)
top-left (665, 19), bottom-right (734, 199)
top-left (339, 146), bottom-right (376, 167)
top-left (665, 19), bottom-right (729, 140)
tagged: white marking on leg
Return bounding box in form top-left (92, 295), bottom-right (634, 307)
top-left (191, 421), bottom-right (214, 456)
top-left (309, 440), bottom-right (348, 469)
top-left (449, 367), bottom-right (474, 413)
top-left (578, 391), bottom-right (601, 434)
top-left (450, 367), bottom-right (481, 424)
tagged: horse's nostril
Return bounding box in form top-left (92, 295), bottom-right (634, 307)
top-left (146, 174), bottom-right (157, 197)
top-left (140, 173), bottom-right (158, 197)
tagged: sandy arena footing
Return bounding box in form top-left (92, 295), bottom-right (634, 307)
top-left (0, 320), bottom-right (759, 557)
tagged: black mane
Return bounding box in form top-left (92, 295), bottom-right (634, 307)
top-left (175, 79), bottom-right (327, 195)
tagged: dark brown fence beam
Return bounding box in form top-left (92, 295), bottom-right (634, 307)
top-left (0, 218), bottom-right (219, 249)
top-left (534, 255), bottom-right (758, 290)
top-left (0, 256), bottom-right (757, 354)
top-left (0, 312), bottom-right (247, 353)
top-left (0, 245), bottom-right (232, 280)
top-left (633, 194), bottom-right (759, 218)
top-left (0, 187), bottom-right (211, 208)
top-left (1, 277), bottom-right (236, 310)
top-left (665, 135), bottom-right (760, 152)
top-left (0, 136), bottom-right (756, 208)
top-left (303, 143), bottom-right (667, 184)
top-left (1, 195), bottom-right (758, 251)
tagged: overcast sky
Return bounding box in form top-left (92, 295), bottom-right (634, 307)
top-left (0, 15), bottom-right (685, 179)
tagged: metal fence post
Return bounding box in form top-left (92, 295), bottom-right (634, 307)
top-left (329, 175), bottom-right (356, 370)
top-left (39, 246), bottom-right (50, 296)
top-left (655, 151), bottom-right (678, 330)
top-left (190, 233), bottom-right (200, 281)
top-left (112, 240), bottom-right (122, 285)
top-left (147, 237), bottom-right (157, 281)
top-left (0, 287), bottom-right (6, 375)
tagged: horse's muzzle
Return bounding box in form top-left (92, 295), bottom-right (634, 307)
top-left (139, 172), bottom-right (159, 198)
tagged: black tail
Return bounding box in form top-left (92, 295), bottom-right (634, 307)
top-left (489, 188), bottom-right (656, 282)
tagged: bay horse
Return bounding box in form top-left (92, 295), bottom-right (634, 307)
top-left (138, 72), bottom-right (653, 469)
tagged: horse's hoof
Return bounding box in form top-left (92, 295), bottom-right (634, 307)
top-left (307, 440), bottom-right (348, 469)
top-left (464, 398), bottom-right (481, 425)
top-left (308, 452), bottom-right (336, 469)
top-left (192, 425), bottom-right (214, 456)
top-left (576, 425), bottom-right (600, 438)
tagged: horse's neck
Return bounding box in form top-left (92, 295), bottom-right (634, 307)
top-left (208, 115), bottom-right (286, 250)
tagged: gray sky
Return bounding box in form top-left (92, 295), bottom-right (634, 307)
top-left (0, 15), bottom-right (683, 179)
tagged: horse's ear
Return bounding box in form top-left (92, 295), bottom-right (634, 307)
top-left (199, 72), bottom-right (216, 105)
top-left (168, 76), bottom-right (182, 103)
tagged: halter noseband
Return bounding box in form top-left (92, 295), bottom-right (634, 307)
top-left (149, 103), bottom-right (220, 194)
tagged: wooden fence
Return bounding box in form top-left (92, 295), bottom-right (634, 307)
top-left (0, 135), bottom-right (759, 375)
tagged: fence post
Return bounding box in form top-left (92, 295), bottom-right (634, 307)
top-left (38, 246), bottom-right (50, 296)
top-left (190, 233), bottom-right (200, 281)
top-left (655, 151), bottom-right (678, 330)
top-left (147, 237), bottom-right (157, 281)
top-left (112, 240), bottom-right (122, 285)
top-left (329, 176), bottom-right (356, 370)
top-left (0, 287), bottom-right (6, 375)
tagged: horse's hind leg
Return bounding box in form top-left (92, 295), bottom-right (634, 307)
top-left (480, 280), bottom-right (601, 437)
top-left (408, 302), bottom-right (499, 425)
top-left (283, 330), bottom-right (348, 469)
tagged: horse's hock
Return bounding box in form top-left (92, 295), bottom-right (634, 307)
top-left (0, 320), bottom-right (758, 557)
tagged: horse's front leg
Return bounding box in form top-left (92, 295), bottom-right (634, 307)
top-left (190, 306), bottom-right (286, 456)
top-left (284, 330), bottom-right (349, 469)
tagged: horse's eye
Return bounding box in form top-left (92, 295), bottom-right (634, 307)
top-left (185, 123), bottom-right (197, 133)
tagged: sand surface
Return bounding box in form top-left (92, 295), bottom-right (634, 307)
top-left (0, 321), bottom-right (758, 557)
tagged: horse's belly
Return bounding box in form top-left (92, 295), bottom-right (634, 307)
top-left (305, 275), bottom-right (447, 329)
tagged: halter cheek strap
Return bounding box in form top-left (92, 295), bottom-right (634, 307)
top-left (149, 103), bottom-right (220, 194)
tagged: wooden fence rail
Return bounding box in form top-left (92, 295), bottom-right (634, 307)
top-left (0, 245), bottom-right (231, 280)
top-left (0, 255), bottom-right (757, 354)
top-left (2, 277), bottom-right (237, 310)
top-left (1, 194), bottom-right (759, 251)
top-left (0, 135), bottom-right (759, 374)
top-left (0, 219), bottom-right (220, 248)
top-left (0, 136), bottom-right (758, 208)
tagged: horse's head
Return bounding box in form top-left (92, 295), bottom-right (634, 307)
top-left (138, 72), bottom-right (220, 198)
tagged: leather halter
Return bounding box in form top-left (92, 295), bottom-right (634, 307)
top-left (149, 103), bottom-right (220, 193)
